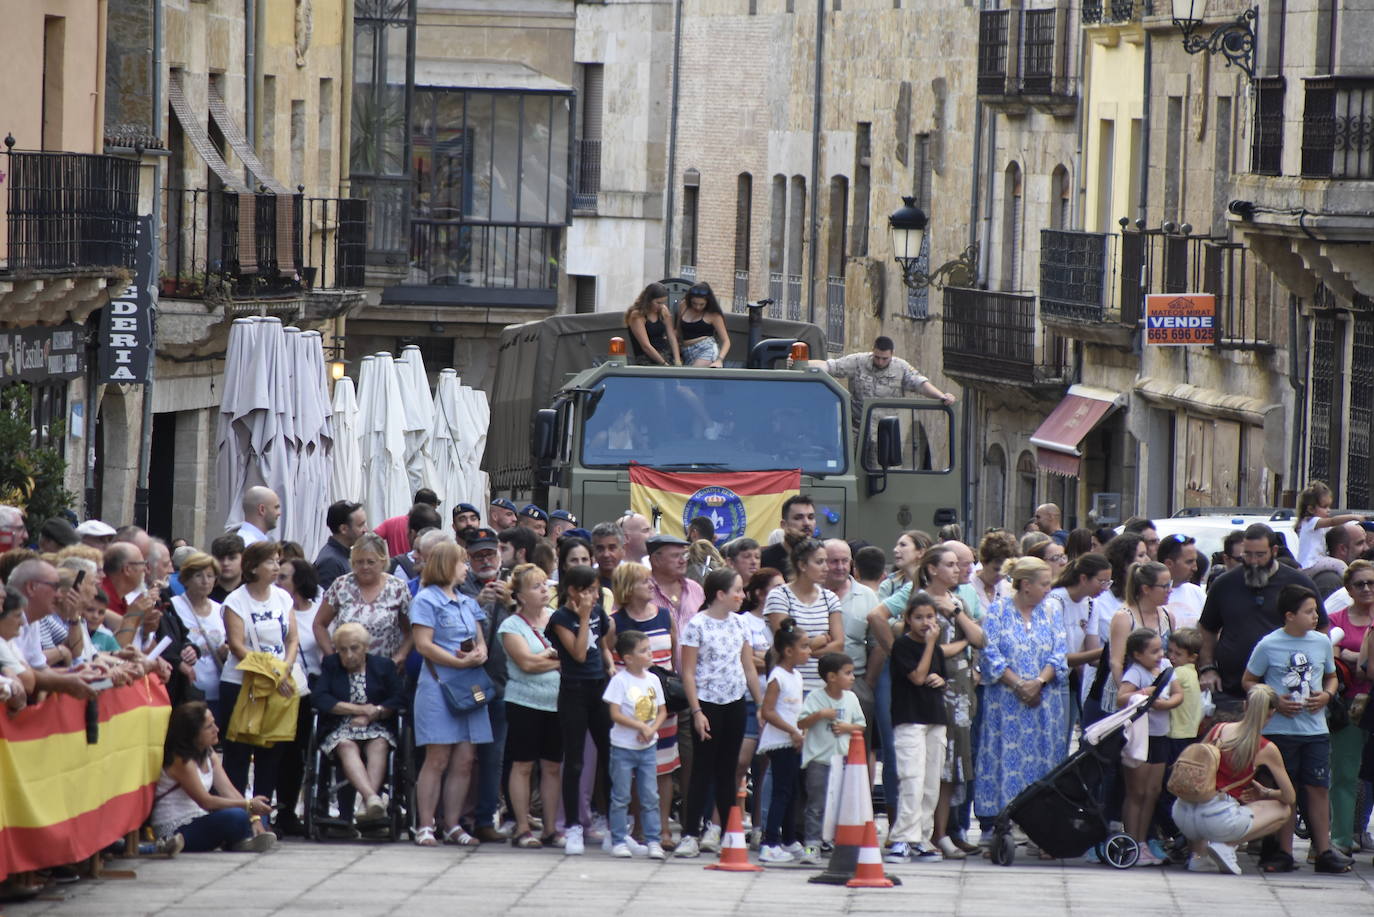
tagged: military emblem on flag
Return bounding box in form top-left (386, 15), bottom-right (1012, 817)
top-left (629, 466), bottom-right (801, 545)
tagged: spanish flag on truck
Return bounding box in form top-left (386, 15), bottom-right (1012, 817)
top-left (629, 466), bottom-right (801, 545)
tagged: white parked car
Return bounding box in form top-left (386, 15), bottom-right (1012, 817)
top-left (1121, 509), bottom-right (1298, 564)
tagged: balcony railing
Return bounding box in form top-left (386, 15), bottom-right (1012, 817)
top-left (351, 175), bottom-right (410, 266)
top-left (573, 139), bottom-right (601, 212)
top-left (2, 149), bottom-right (139, 274)
top-left (162, 190), bottom-right (365, 298)
top-left (943, 288), bottom-right (1064, 384)
top-left (826, 275), bottom-right (845, 353)
top-left (1083, 0), bottom-right (1142, 23)
top-left (733, 269), bottom-right (749, 313)
top-left (786, 273), bottom-right (803, 320)
top-left (406, 221), bottom-right (561, 291)
top-left (1021, 10), bottom-right (1067, 96)
top-left (680, 264), bottom-right (697, 283)
top-left (1251, 78), bottom-right (1285, 175)
top-left (1040, 229), bottom-right (1121, 323)
top-left (977, 11), bottom-right (1010, 95)
top-left (1302, 77), bottom-right (1374, 179)
top-left (768, 271), bottom-right (783, 318)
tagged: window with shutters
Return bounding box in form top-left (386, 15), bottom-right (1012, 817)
top-left (680, 169), bottom-right (700, 276)
top-left (574, 63), bottom-right (603, 211)
top-left (1348, 308), bottom-right (1374, 507)
top-left (572, 274), bottom-right (596, 313)
top-left (1001, 162), bottom-right (1023, 291)
top-left (852, 124), bottom-right (871, 256)
top-left (769, 175), bottom-right (786, 318)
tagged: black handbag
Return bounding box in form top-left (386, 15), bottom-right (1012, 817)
top-left (649, 665), bottom-right (689, 714)
top-left (427, 660), bottom-right (494, 714)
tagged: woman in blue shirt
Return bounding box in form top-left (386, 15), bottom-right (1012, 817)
top-left (411, 541), bottom-right (492, 847)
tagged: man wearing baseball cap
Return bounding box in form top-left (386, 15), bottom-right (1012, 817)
top-left (452, 503), bottom-right (482, 541)
top-left (518, 504), bottom-right (548, 538)
top-left (549, 509), bottom-right (578, 540)
top-left (37, 518), bottom-right (80, 553)
top-left (489, 498), bottom-right (518, 532)
top-left (461, 524), bottom-right (515, 843)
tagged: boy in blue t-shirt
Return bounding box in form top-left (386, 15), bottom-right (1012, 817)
top-left (1242, 584), bottom-right (1350, 873)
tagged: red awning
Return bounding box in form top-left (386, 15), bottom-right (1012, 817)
top-left (1030, 387), bottom-right (1122, 477)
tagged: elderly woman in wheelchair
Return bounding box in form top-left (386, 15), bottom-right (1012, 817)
top-left (311, 622), bottom-right (406, 824)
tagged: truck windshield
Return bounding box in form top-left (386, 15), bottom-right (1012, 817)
top-left (581, 375), bottom-right (847, 474)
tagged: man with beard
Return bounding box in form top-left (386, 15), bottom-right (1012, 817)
top-left (760, 495), bottom-right (817, 576)
top-left (1198, 523), bottom-right (1322, 720)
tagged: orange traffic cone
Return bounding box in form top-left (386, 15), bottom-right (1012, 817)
top-left (810, 732), bottom-right (900, 887)
top-left (847, 820), bottom-right (897, 888)
top-left (706, 779), bottom-right (763, 872)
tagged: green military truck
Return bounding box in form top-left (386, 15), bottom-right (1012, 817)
top-left (482, 310), bottom-right (963, 549)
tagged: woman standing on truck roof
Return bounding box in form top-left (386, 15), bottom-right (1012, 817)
top-left (625, 282), bottom-right (682, 366)
top-left (677, 283), bottom-right (730, 368)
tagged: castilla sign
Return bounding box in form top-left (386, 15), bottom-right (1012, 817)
top-left (1144, 293), bottom-right (1216, 346)
top-left (98, 213), bottom-right (156, 384)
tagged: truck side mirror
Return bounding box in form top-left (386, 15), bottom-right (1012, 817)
top-left (532, 409), bottom-right (557, 460)
top-left (875, 416), bottom-right (902, 468)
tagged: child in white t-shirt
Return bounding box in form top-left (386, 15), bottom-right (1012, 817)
top-left (602, 630), bottom-right (668, 860)
top-left (1295, 480), bottom-right (1367, 568)
top-left (1117, 627), bottom-right (1181, 867)
top-left (797, 652), bottom-right (865, 863)
top-left (757, 616), bottom-right (810, 864)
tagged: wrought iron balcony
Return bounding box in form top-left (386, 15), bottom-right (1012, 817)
top-left (733, 269), bottom-right (749, 313)
top-left (1039, 228), bottom-right (1143, 327)
top-left (402, 221), bottom-right (561, 301)
top-left (768, 271), bottom-right (783, 318)
top-left (1301, 77), bottom-right (1374, 179)
top-left (161, 189), bottom-right (365, 300)
top-left (977, 11), bottom-right (1011, 97)
top-left (980, 8), bottom-right (1076, 113)
top-left (573, 139), bottom-right (601, 212)
top-left (943, 287), bottom-right (1066, 386)
top-left (1083, 0), bottom-right (1143, 24)
top-left (826, 275), bottom-right (845, 353)
top-left (786, 273), bottom-right (803, 321)
top-left (2, 148), bottom-right (139, 275)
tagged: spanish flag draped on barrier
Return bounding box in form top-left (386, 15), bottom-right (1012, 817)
top-left (0, 677), bottom-right (171, 878)
top-left (628, 466), bottom-right (801, 544)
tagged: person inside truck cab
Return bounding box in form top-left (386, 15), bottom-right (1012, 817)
top-left (625, 282), bottom-right (682, 367)
top-left (676, 283), bottom-right (730, 368)
top-left (814, 336), bottom-right (956, 429)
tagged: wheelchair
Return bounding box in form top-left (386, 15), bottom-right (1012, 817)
top-left (301, 707), bottom-right (416, 842)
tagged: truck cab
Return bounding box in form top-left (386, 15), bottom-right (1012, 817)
top-left (483, 311), bottom-right (962, 549)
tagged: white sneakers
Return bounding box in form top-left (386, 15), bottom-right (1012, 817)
top-left (611, 842), bottom-right (634, 858)
top-left (1206, 841), bottom-right (1242, 875)
top-left (700, 824), bottom-right (722, 853)
top-left (673, 836), bottom-right (701, 858)
top-left (647, 842), bottom-right (667, 860)
top-left (759, 844), bottom-right (795, 863)
top-left (564, 825), bottom-right (585, 856)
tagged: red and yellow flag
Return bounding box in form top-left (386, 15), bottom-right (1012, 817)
top-left (629, 466), bottom-right (801, 545)
top-left (0, 677), bottom-right (170, 878)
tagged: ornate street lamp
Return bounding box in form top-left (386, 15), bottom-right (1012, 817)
top-left (1170, 0), bottom-right (1257, 78)
top-left (888, 197), bottom-right (979, 291)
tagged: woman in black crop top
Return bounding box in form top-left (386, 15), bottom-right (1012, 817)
top-left (677, 283), bottom-right (730, 367)
top-left (625, 282), bottom-right (681, 366)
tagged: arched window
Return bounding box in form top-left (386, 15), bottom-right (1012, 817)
top-left (1001, 162), bottom-right (1023, 291)
top-left (1017, 450), bottom-right (1038, 530)
top-left (1050, 164), bottom-right (1070, 230)
top-left (984, 444), bottom-right (1007, 531)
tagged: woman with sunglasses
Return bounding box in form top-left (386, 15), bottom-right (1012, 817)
top-left (1106, 561), bottom-right (1175, 709)
top-left (1158, 534), bottom-right (1206, 629)
top-left (1329, 560), bottom-right (1374, 854)
top-left (676, 282), bottom-right (730, 367)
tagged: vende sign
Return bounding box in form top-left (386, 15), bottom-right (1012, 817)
top-left (1144, 293), bottom-right (1216, 346)
top-left (98, 214), bottom-right (156, 383)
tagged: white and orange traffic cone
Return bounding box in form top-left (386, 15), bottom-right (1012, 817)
top-left (810, 732), bottom-right (900, 887)
top-left (706, 779), bottom-right (763, 872)
top-left (847, 820), bottom-right (897, 888)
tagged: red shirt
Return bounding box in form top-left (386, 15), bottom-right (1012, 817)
top-left (100, 575), bottom-right (130, 617)
top-left (373, 515), bottom-right (411, 557)
top-left (1216, 735), bottom-right (1273, 800)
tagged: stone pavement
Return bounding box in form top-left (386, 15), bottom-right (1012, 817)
top-left (10, 838), bottom-right (1374, 917)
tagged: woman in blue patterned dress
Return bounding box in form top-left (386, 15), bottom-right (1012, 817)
top-left (974, 556), bottom-right (1068, 827)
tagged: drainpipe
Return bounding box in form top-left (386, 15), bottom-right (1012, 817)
top-left (1137, 33), bottom-right (1151, 224)
top-left (979, 114), bottom-right (997, 287)
top-left (662, 0), bottom-right (683, 278)
top-left (134, 0), bottom-right (165, 528)
top-left (246, 0), bottom-right (257, 152)
top-left (805, 0), bottom-right (824, 324)
top-left (964, 99), bottom-right (985, 531)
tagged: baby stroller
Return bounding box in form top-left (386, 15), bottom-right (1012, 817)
top-left (988, 670), bottom-right (1170, 869)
